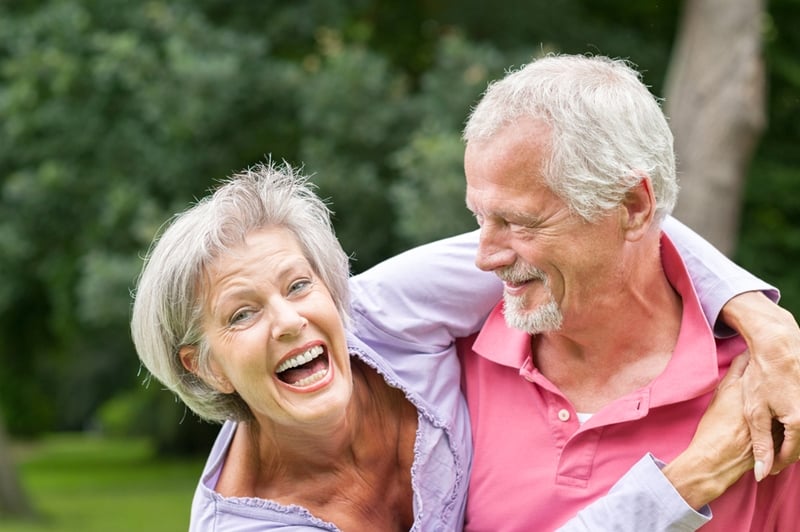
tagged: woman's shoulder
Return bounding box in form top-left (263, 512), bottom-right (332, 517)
top-left (197, 421), bottom-right (237, 488)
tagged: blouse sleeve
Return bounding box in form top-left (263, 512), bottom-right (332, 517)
top-left (661, 215), bottom-right (778, 336)
top-left (350, 219), bottom-right (778, 350)
top-left (349, 230), bottom-right (501, 355)
top-left (557, 454), bottom-right (711, 532)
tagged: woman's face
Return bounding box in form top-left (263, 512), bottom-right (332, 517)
top-left (194, 226), bottom-right (352, 429)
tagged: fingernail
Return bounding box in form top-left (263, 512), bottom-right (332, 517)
top-left (754, 460), bottom-right (765, 482)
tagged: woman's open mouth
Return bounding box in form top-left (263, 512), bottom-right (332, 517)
top-left (275, 344), bottom-right (331, 388)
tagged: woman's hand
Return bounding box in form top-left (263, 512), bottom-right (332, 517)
top-left (662, 353), bottom-right (754, 509)
top-left (720, 291), bottom-right (800, 479)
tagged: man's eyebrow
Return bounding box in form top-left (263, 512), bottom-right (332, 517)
top-left (488, 207), bottom-right (542, 225)
top-left (464, 195), bottom-right (541, 225)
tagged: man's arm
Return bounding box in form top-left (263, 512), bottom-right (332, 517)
top-left (663, 215), bottom-right (800, 479)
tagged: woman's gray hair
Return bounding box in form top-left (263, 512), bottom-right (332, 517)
top-left (463, 54), bottom-right (678, 223)
top-left (130, 161), bottom-right (351, 423)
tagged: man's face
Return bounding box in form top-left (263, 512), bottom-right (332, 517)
top-left (464, 118), bottom-right (624, 335)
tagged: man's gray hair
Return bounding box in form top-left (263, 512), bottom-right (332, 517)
top-left (130, 161), bottom-right (351, 423)
top-left (463, 54), bottom-right (678, 222)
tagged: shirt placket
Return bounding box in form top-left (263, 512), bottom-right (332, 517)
top-left (519, 357), bottom-right (650, 487)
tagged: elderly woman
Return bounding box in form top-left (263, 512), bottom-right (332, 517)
top-left (132, 162), bottom-right (757, 531)
top-left (131, 163), bottom-right (474, 530)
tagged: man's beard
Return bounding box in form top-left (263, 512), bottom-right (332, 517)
top-left (498, 263), bottom-right (563, 334)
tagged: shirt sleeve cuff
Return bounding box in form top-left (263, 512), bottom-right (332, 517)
top-left (557, 453), bottom-right (712, 532)
top-left (641, 453), bottom-right (712, 525)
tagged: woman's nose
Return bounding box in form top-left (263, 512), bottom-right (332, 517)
top-left (270, 301), bottom-right (308, 340)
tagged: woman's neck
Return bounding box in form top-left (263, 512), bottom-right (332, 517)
top-left (215, 357), bottom-right (417, 530)
top-left (219, 358), bottom-right (412, 494)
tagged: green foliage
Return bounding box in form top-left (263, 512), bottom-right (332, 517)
top-left (96, 385), bottom-right (218, 455)
top-left (0, 0), bottom-right (299, 434)
top-left (389, 33), bottom-right (527, 244)
top-left (735, 1), bottom-right (800, 317)
top-left (391, 128), bottom-right (474, 243)
top-left (293, 36), bottom-right (417, 265)
top-left (738, 159), bottom-right (800, 317)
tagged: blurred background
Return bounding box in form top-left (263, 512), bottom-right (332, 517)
top-left (1, 0), bottom-right (797, 530)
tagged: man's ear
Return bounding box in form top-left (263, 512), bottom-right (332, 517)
top-left (179, 345), bottom-right (235, 394)
top-left (620, 174), bottom-right (656, 241)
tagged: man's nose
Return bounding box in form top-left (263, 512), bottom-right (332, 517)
top-left (475, 226), bottom-right (515, 272)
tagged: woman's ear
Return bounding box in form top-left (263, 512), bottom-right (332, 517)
top-left (620, 174), bottom-right (656, 241)
top-left (179, 345), bottom-right (235, 394)
top-left (179, 344), bottom-right (200, 374)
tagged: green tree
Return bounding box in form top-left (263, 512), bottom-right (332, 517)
top-left (736, 0), bottom-right (800, 318)
top-left (0, 411), bottom-right (35, 518)
top-left (0, 0), bottom-right (301, 435)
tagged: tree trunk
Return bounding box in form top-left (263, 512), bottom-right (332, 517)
top-left (665, 0), bottom-right (767, 256)
top-left (0, 416), bottom-right (35, 518)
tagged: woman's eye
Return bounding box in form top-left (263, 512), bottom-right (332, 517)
top-left (229, 308), bottom-right (254, 325)
top-left (289, 279), bottom-right (312, 295)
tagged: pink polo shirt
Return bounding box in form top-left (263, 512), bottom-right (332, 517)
top-left (458, 234), bottom-right (799, 531)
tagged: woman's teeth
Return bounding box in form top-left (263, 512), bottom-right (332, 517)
top-left (276, 345), bottom-right (323, 373)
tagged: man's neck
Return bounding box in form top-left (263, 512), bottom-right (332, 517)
top-left (534, 246), bottom-right (683, 412)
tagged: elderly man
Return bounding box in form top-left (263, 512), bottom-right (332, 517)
top-left (351, 53), bottom-right (800, 530)
top-left (453, 54), bottom-right (799, 530)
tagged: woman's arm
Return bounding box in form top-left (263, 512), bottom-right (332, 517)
top-left (352, 220), bottom-right (800, 480)
top-left (662, 216), bottom-right (778, 332)
top-left (720, 293), bottom-right (800, 478)
top-left (558, 454), bottom-right (711, 532)
top-left (559, 354), bottom-right (753, 532)
top-left (349, 230), bottom-right (501, 355)
top-left (663, 216), bottom-right (800, 479)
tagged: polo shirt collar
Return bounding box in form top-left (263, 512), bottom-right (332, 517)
top-left (473, 303), bottom-right (533, 368)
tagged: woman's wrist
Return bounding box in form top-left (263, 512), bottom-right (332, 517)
top-left (662, 452), bottom-right (726, 510)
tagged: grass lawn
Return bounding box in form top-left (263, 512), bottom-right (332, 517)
top-left (2, 433), bottom-right (204, 532)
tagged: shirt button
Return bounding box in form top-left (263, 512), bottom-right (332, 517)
top-left (557, 409), bottom-right (571, 422)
